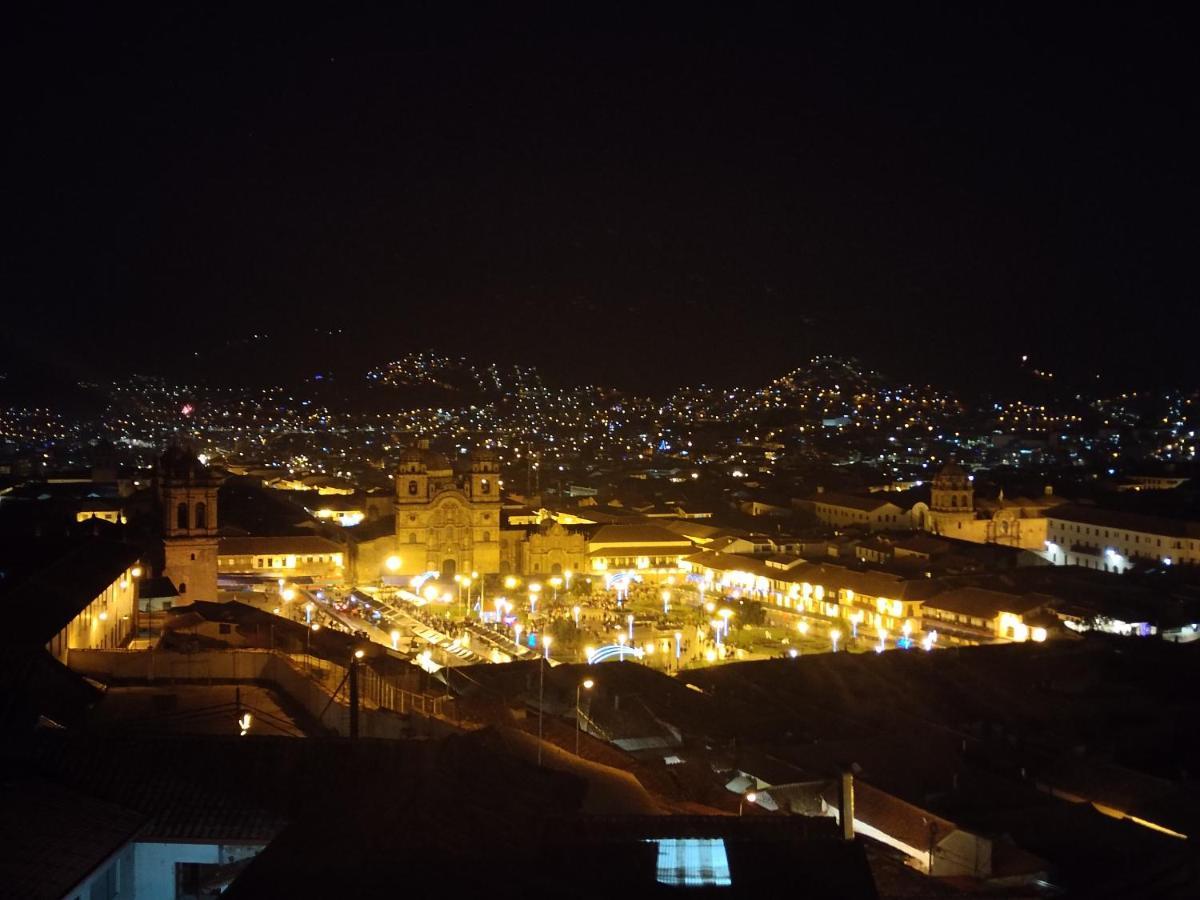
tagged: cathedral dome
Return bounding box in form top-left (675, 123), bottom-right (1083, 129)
top-left (398, 446), bottom-right (426, 469)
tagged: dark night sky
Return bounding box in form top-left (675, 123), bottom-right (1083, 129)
top-left (5, 5), bottom-right (1199, 394)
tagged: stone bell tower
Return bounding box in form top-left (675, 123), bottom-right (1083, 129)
top-left (159, 444), bottom-right (221, 601)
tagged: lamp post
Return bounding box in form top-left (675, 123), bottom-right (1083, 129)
top-left (661, 589), bottom-right (671, 615)
top-left (514, 622), bottom-right (523, 652)
top-left (306, 623), bottom-right (320, 672)
top-left (627, 613), bottom-right (634, 640)
top-left (550, 576), bottom-right (562, 601)
top-left (572, 605), bottom-right (581, 628)
top-left (536, 639), bottom-right (552, 766)
top-left (739, 791), bottom-right (758, 816)
top-left (831, 628), bottom-right (842, 653)
top-left (576, 678), bottom-right (594, 755)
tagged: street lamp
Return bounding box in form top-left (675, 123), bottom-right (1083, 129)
top-left (514, 622), bottom-right (524, 651)
top-left (627, 613), bottom-right (634, 640)
top-left (674, 631), bottom-right (682, 660)
top-left (797, 620), bottom-right (809, 636)
top-left (739, 791), bottom-right (758, 816)
top-left (549, 576), bottom-right (562, 601)
top-left (576, 678), bottom-right (594, 755)
top-left (385, 554), bottom-right (401, 572)
top-left (572, 605), bottom-right (581, 627)
top-left (543, 634), bottom-right (552, 660)
top-left (831, 629), bottom-right (842, 652)
top-left (504, 575), bottom-right (518, 590)
top-left (718, 608), bottom-right (733, 637)
top-left (661, 589), bottom-right (671, 615)
top-left (305, 601), bottom-right (314, 624)
top-left (564, 569), bottom-right (573, 589)
top-left (306, 622), bottom-right (320, 671)
top-left (390, 628), bottom-right (400, 650)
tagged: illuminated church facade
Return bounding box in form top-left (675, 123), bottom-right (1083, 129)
top-left (386, 444), bottom-right (503, 578)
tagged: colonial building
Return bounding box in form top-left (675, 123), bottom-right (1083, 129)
top-left (805, 489), bottom-right (912, 532)
top-left (356, 444), bottom-right (503, 579)
top-left (918, 460), bottom-right (1053, 551)
top-left (923, 459), bottom-right (976, 536)
top-left (1042, 504), bottom-right (1200, 572)
top-left (1, 537), bottom-right (142, 663)
top-left (217, 535), bottom-right (347, 582)
top-left (587, 524), bottom-right (696, 582)
top-left (159, 446), bottom-right (221, 602)
top-left (500, 519), bottom-right (588, 576)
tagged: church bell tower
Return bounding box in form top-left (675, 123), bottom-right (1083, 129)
top-left (159, 445), bottom-right (221, 601)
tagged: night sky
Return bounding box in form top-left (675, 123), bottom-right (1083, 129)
top-left (6, 6), bottom-right (1199, 393)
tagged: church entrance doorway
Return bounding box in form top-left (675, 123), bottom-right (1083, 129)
top-left (441, 559), bottom-right (457, 579)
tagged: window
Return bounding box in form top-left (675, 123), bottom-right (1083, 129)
top-left (408, 480), bottom-right (419, 495)
top-left (651, 839), bottom-right (731, 888)
top-left (179, 583), bottom-right (187, 594)
top-left (481, 478), bottom-right (491, 494)
top-left (177, 502), bottom-right (189, 530)
top-left (195, 502), bottom-right (207, 529)
top-left (219, 623), bottom-right (231, 635)
top-left (482, 531), bottom-right (491, 542)
top-left (190, 553), bottom-right (196, 561)
top-left (89, 859), bottom-right (119, 900)
top-left (409, 533), bottom-right (417, 543)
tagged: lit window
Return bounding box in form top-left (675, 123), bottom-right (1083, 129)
top-left (650, 839), bottom-right (732, 887)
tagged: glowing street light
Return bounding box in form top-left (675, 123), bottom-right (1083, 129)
top-left (504, 575), bottom-right (518, 590)
top-left (305, 601), bottom-right (314, 623)
top-left (797, 620), bottom-right (809, 636)
top-left (661, 589), bottom-right (671, 615)
top-left (131, 566), bottom-right (143, 578)
top-left (543, 634), bottom-right (552, 660)
top-left (718, 608), bottom-right (733, 636)
top-left (830, 628), bottom-right (842, 652)
top-left (514, 622), bottom-right (523, 650)
top-left (281, 588), bottom-right (296, 602)
top-left (627, 613), bottom-right (634, 639)
top-left (576, 678), bottom-right (594, 755)
top-left (572, 605), bottom-right (581, 627)
top-left (385, 554), bottom-right (402, 572)
top-left (674, 631), bottom-right (682, 659)
top-left (549, 576), bottom-right (562, 600)
top-left (564, 569), bottom-right (573, 588)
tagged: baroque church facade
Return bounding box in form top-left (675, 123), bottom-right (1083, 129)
top-left (390, 444), bottom-right (502, 577)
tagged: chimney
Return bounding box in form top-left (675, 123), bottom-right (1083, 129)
top-left (838, 770), bottom-right (855, 840)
